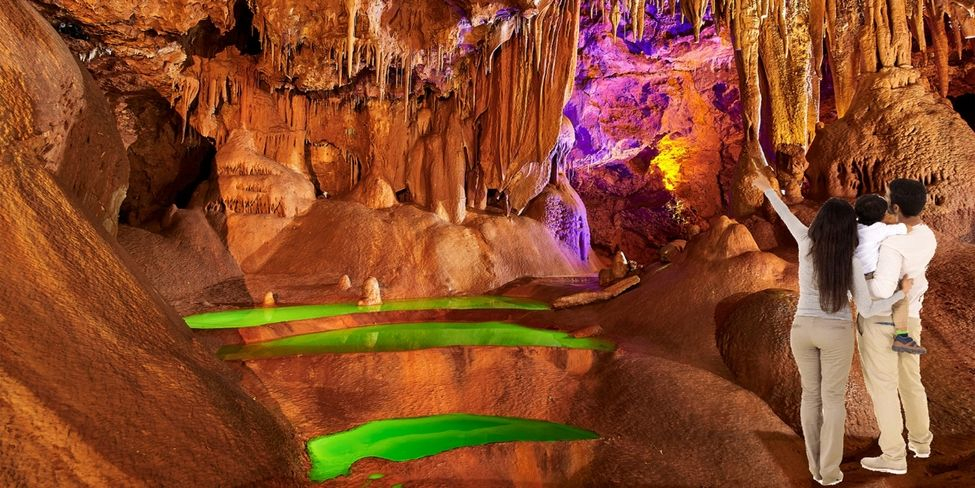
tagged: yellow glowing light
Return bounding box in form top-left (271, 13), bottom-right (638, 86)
top-left (649, 135), bottom-right (687, 191)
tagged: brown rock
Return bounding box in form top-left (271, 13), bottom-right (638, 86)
top-left (741, 216), bottom-right (779, 251)
top-left (685, 215), bottom-right (760, 262)
top-left (358, 277), bottom-right (382, 306)
top-left (553, 275), bottom-right (640, 309)
top-left (598, 267), bottom-right (616, 287)
top-left (349, 173), bottom-right (397, 209)
top-left (611, 251), bottom-right (629, 279)
top-left (1, 0), bottom-right (128, 234)
top-left (338, 274), bottom-right (352, 291)
top-left (730, 144), bottom-right (779, 218)
top-left (245, 200), bottom-right (591, 298)
top-left (116, 208), bottom-right (247, 312)
top-left (715, 289), bottom-right (879, 454)
top-left (0, 63), bottom-right (301, 485)
top-left (659, 239), bottom-right (688, 263)
top-left (808, 67), bottom-right (975, 242)
top-left (774, 144), bottom-right (808, 204)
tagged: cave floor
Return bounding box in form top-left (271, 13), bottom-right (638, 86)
top-left (188, 273), bottom-right (973, 487)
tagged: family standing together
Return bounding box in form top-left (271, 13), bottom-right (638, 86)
top-left (752, 175), bottom-right (936, 486)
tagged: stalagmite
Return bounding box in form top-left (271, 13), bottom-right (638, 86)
top-left (358, 277), bottom-right (382, 306)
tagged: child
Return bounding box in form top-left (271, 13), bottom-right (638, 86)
top-left (854, 194), bottom-right (926, 354)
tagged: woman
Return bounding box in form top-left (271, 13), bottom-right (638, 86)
top-left (752, 174), bottom-right (911, 486)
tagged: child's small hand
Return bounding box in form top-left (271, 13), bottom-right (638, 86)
top-left (899, 276), bottom-right (914, 294)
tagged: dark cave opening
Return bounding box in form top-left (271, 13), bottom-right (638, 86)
top-left (182, 0), bottom-right (262, 58)
top-left (949, 93), bottom-right (975, 132)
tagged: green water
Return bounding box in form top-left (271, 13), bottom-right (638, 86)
top-left (184, 296), bottom-right (550, 329)
top-left (218, 321), bottom-right (615, 360)
top-left (306, 414), bottom-right (599, 482)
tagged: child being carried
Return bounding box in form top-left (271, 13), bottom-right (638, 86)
top-left (854, 194), bottom-right (926, 354)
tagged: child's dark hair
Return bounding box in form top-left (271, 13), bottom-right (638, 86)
top-left (888, 178), bottom-right (927, 217)
top-left (854, 194), bottom-right (888, 226)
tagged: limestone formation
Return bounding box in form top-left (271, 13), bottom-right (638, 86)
top-left (41, 0), bottom-right (583, 229)
top-left (0, 0), bottom-right (128, 234)
top-left (243, 200), bottom-right (591, 297)
top-left (358, 277), bottom-right (382, 306)
top-left (807, 68), bottom-right (975, 241)
top-left (659, 239), bottom-right (687, 263)
top-left (0, 42), bottom-right (301, 483)
top-left (262, 291), bottom-right (276, 307)
top-left (524, 173), bottom-right (592, 262)
top-left (716, 289), bottom-right (880, 454)
top-left (685, 216), bottom-right (760, 262)
top-left (611, 251), bottom-right (629, 279)
top-left (206, 129), bottom-right (316, 219)
top-left (553, 275), bottom-right (640, 309)
top-left (774, 145), bottom-right (808, 204)
top-left (338, 274), bottom-right (352, 291)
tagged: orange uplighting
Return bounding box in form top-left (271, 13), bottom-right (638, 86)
top-left (650, 134), bottom-right (686, 191)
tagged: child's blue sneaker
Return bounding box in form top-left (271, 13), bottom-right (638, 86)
top-left (892, 334), bottom-right (927, 354)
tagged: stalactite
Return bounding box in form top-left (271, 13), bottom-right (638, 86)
top-left (926, 1), bottom-right (951, 96)
top-left (681, 0), bottom-right (710, 41)
top-left (345, 0), bottom-right (359, 80)
top-left (759, 0), bottom-right (812, 151)
top-left (910, 0), bottom-right (926, 61)
top-left (610, 0), bottom-right (621, 38)
top-left (824, 0), bottom-right (860, 116)
top-left (808, 0), bottom-right (825, 139)
top-left (952, 13), bottom-right (965, 60)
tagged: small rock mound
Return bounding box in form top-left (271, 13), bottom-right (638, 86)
top-left (715, 288), bottom-right (879, 454)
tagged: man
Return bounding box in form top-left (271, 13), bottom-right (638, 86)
top-left (857, 179), bottom-right (937, 475)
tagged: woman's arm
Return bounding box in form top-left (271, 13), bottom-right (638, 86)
top-left (752, 172), bottom-right (808, 242)
top-left (851, 260), bottom-right (906, 317)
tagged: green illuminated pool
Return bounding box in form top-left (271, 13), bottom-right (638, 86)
top-left (218, 321), bottom-right (614, 360)
top-left (184, 296), bottom-right (550, 329)
top-left (306, 414), bottom-right (599, 482)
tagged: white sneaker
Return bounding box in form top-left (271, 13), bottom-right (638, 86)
top-left (909, 445), bottom-right (931, 459)
top-left (861, 456), bottom-right (907, 475)
top-left (814, 473), bottom-right (843, 485)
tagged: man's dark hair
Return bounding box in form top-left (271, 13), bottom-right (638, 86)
top-left (855, 194), bottom-right (888, 225)
top-left (888, 179), bottom-right (927, 217)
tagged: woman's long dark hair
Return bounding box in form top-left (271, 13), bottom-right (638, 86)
top-left (807, 198), bottom-right (858, 313)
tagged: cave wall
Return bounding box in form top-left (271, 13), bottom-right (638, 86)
top-left (36, 0), bottom-right (584, 228)
top-left (565, 5), bottom-right (741, 262)
top-left (2, 0), bottom-right (128, 234)
top-left (0, 2), bottom-right (303, 482)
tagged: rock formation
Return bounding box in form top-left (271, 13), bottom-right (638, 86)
top-left (242, 200), bottom-right (593, 298)
top-left (524, 173), bottom-right (592, 263)
top-left (37, 0), bottom-right (584, 226)
top-left (567, 19), bottom-right (740, 260)
top-left (716, 288), bottom-right (880, 454)
top-left (0, 34), bottom-right (301, 484)
top-left (358, 276), bottom-right (382, 306)
top-left (1, 0), bottom-right (128, 234)
top-left (117, 208), bottom-right (248, 312)
top-left (808, 68), bottom-right (975, 242)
